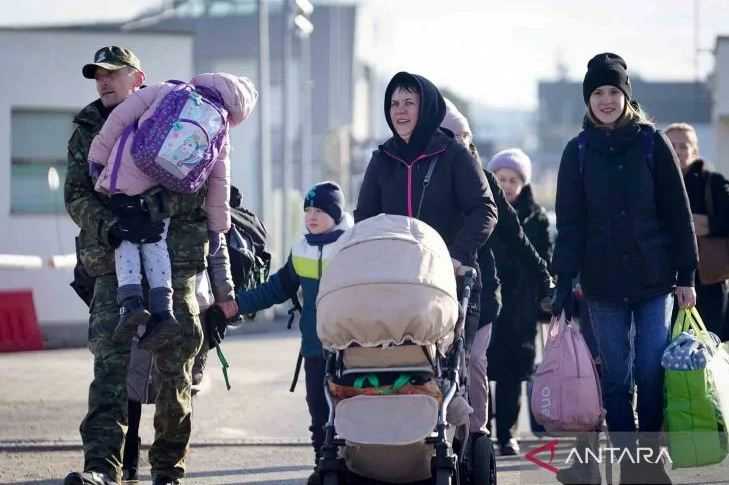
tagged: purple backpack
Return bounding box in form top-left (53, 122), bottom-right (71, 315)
top-left (131, 81), bottom-right (228, 193)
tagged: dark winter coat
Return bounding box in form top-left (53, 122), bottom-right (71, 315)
top-left (488, 185), bottom-right (552, 382)
top-left (683, 159), bottom-right (729, 337)
top-left (553, 121), bottom-right (698, 303)
top-left (478, 171), bottom-right (552, 326)
top-left (354, 72), bottom-right (497, 267)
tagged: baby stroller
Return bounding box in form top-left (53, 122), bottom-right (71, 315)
top-left (315, 214), bottom-right (496, 485)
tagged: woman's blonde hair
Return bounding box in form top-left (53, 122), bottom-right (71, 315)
top-left (664, 122), bottom-right (699, 149)
top-left (585, 99), bottom-right (653, 129)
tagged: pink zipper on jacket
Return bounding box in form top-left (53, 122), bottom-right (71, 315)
top-left (382, 148), bottom-right (446, 217)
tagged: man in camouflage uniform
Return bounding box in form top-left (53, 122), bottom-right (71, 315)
top-left (64, 46), bottom-right (208, 485)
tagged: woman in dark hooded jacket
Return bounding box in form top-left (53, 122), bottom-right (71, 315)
top-left (355, 71), bottom-right (498, 440)
top-left (487, 148), bottom-right (552, 456)
top-left (552, 53), bottom-right (698, 485)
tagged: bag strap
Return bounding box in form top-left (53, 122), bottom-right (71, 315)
top-left (577, 130), bottom-right (587, 175)
top-left (672, 308), bottom-right (688, 340)
top-left (673, 307), bottom-right (710, 340)
top-left (415, 156), bottom-right (439, 219)
top-left (289, 351), bottom-right (303, 392)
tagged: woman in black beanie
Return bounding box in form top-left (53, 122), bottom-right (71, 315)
top-left (551, 53), bottom-right (698, 485)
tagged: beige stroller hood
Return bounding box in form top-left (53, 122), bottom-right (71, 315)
top-left (316, 214), bottom-right (458, 350)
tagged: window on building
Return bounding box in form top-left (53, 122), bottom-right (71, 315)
top-left (11, 109), bottom-right (75, 214)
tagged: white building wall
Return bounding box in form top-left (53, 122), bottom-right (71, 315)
top-left (713, 37), bottom-right (729, 176)
top-left (0, 29), bottom-right (193, 333)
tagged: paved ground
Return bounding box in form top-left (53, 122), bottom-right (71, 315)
top-left (1, 322), bottom-right (728, 484)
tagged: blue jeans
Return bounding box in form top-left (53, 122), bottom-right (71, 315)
top-left (586, 293), bottom-right (674, 448)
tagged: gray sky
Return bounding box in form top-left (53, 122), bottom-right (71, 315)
top-left (3, 0), bottom-right (728, 108)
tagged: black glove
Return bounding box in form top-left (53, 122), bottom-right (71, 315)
top-left (205, 304), bottom-right (228, 349)
top-left (539, 279), bottom-right (556, 315)
top-left (551, 275), bottom-right (576, 320)
top-left (113, 215), bottom-right (165, 245)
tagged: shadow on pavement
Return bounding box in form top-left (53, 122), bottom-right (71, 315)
top-left (0, 481), bottom-right (58, 485)
top-left (236, 481), bottom-right (303, 485)
top-left (183, 465), bottom-right (312, 478)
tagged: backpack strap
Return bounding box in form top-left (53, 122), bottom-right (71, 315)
top-left (639, 125), bottom-right (655, 174)
top-left (415, 155), bottom-right (439, 219)
top-left (287, 293), bottom-right (302, 330)
top-left (577, 130), bottom-right (588, 175)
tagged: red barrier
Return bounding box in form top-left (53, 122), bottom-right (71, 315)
top-left (0, 290), bottom-right (44, 352)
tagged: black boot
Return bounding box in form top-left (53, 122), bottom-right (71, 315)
top-left (556, 462), bottom-right (601, 485)
top-left (113, 297), bottom-right (150, 343)
top-left (556, 433), bottom-right (601, 485)
top-left (628, 435), bottom-right (672, 485)
top-left (152, 477), bottom-right (180, 485)
top-left (64, 471), bottom-right (118, 485)
top-left (122, 436), bottom-right (141, 481)
top-left (139, 312), bottom-right (180, 353)
top-left (620, 453), bottom-right (672, 484)
top-left (306, 469), bottom-right (321, 485)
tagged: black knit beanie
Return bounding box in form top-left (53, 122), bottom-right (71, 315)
top-left (583, 53), bottom-right (632, 104)
top-left (304, 181), bottom-right (344, 224)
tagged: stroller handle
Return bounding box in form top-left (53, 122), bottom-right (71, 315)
top-left (454, 267), bottom-right (477, 340)
top-left (459, 267), bottom-right (477, 307)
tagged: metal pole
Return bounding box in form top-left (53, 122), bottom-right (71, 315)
top-left (257, 0), bottom-right (272, 225)
top-left (282, 0), bottom-right (293, 253)
top-left (301, 31), bottom-right (312, 192)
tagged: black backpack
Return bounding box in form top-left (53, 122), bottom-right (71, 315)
top-left (226, 205), bottom-right (272, 315)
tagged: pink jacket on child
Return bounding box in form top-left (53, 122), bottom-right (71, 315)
top-left (89, 72), bottom-right (257, 233)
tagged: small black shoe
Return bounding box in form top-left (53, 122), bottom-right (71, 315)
top-left (121, 435), bottom-right (140, 482)
top-left (139, 313), bottom-right (180, 353)
top-left (152, 477), bottom-right (180, 485)
top-left (306, 469), bottom-right (321, 485)
top-left (64, 471), bottom-right (119, 485)
top-left (499, 438), bottom-right (520, 456)
top-left (113, 297), bottom-right (150, 343)
top-left (556, 462), bottom-right (601, 485)
top-left (121, 468), bottom-right (138, 482)
top-left (620, 461), bottom-right (672, 485)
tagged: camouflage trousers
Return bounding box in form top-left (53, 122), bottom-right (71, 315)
top-left (80, 271), bottom-right (203, 481)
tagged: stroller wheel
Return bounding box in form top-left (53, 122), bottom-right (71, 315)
top-left (434, 468), bottom-right (454, 485)
top-left (471, 434), bottom-right (497, 485)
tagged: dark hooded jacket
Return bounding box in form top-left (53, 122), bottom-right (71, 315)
top-left (354, 72), bottom-right (497, 267)
top-left (488, 185), bottom-right (552, 381)
top-left (476, 169), bottom-right (552, 326)
top-left (553, 119), bottom-right (698, 303)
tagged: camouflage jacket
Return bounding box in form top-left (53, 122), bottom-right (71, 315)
top-left (65, 98), bottom-right (209, 277)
